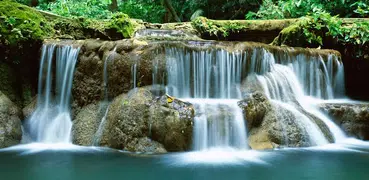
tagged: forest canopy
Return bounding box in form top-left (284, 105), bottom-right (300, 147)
top-left (15, 0), bottom-right (369, 23)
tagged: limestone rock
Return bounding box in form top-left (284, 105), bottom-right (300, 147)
top-left (72, 103), bottom-right (105, 146)
top-left (99, 87), bottom-right (194, 152)
top-left (319, 103), bottom-right (369, 139)
top-left (0, 92), bottom-right (22, 148)
top-left (240, 92), bottom-right (333, 150)
top-left (22, 96), bottom-right (37, 120)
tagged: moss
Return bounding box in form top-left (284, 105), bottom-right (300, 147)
top-left (0, 0), bottom-right (52, 46)
top-left (191, 16), bottom-right (297, 41)
top-left (272, 23), bottom-right (307, 47)
top-left (107, 13), bottom-right (135, 38)
top-left (50, 13), bottom-right (135, 40)
top-left (191, 16), bottom-right (245, 38)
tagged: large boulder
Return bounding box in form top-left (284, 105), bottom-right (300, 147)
top-left (71, 39), bottom-right (165, 112)
top-left (72, 103), bottom-right (105, 146)
top-left (319, 103), bottom-right (369, 139)
top-left (0, 92), bottom-right (22, 148)
top-left (98, 87), bottom-right (194, 152)
top-left (239, 92), bottom-right (333, 150)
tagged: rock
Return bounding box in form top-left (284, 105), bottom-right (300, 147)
top-left (72, 103), bottom-right (106, 146)
top-left (71, 39), bottom-right (164, 110)
top-left (22, 96), bottom-right (37, 120)
top-left (0, 92), bottom-right (22, 148)
top-left (124, 137), bottom-right (167, 153)
top-left (240, 92), bottom-right (333, 150)
top-left (99, 87), bottom-right (194, 152)
top-left (319, 103), bottom-right (369, 139)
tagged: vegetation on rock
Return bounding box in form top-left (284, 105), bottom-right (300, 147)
top-left (273, 10), bottom-right (369, 60)
top-left (0, 0), bottom-right (52, 47)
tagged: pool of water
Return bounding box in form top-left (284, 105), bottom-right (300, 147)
top-left (1, 139), bottom-right (369, 180)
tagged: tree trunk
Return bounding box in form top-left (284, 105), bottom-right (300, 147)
top-left (110, 0), bottom-right (118, 12)
top-left (163, 0), bottom-right (181, 22)
top-left (30, 0), bottom-right (38, 7)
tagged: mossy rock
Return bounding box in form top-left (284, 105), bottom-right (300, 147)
top-left (191, 16), bottom-right (297, 42)
top-left (0, 0), bottom-right (52, 46)
top-left (51, 13), bottom-right (135, 40)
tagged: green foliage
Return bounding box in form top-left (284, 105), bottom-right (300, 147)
top-left (274, 9), bottom-right (369, 59)
top-left (247, 0), bottom-right (369, 20)
top-left (0, 0), bottom-right (52, 46)
top-left (42, 0), bottom-right (112, 19)
top-left (118, 0), bottom-right (165, 23)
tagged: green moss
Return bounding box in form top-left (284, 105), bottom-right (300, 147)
top-left (50, 13), bottom-right (135, 40)
top-left (107, 13), bottom-right (135, 38)
top-left (191, 16), bottom-right (297, 41)
top-left (191, 16), bottom-right (247, 38)
top-left (272, 23), bottom-right (308, 47)
top-left (0, 0), bottom-right (52, 46)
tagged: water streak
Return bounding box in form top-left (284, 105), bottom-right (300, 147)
top-left (25, 44), bottom-right (79, 143)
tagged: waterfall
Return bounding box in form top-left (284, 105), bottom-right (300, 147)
top-left (162, 43), bottom-right (346, 150)
top-left (255, 50), bottom-right (346, 142)
top-left (25, 43), bottom-right (79, 143)
top-left (92, 47), bottom-right (116, 145)
top-left (165, 46), bottom-right (248, 151)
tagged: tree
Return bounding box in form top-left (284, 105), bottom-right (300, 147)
top-left (110, 0), bottom-right (118, 12)
top-left (30, 0), bottom-right (38, 6)
top-left (163, 0), bottom-right (181, 22)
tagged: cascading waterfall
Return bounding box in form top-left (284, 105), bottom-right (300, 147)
top-left (163, 43), bottom-right (346, 150)
top-left (255, 50), bottom-right (346, 143)
top-left (25, 43), bottom-right (79, 143)
top-left (165, 46), bottom-right (248, 151)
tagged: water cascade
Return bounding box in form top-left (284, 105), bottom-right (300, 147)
top-left (162, 42), bottom-right (346, 149)
top-left (25, 43), bottom-right (80, 143)
top-left (256, 51), bottom-right (346, 142)
top-left (92, 48), bottom-right (117, 145)
top-left (165, 46), bottom-right (248, 151)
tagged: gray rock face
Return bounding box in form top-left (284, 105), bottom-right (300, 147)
top-left (22, 96), bottom-right (37, 120)
top-left (72, 103), bottom-right (104, 146)
top-left (240, 92), bottom-right (333, 150)
top-left (0, 92), bottom-right (22, 148)
top-left (98, 87), bottom-right (194, 152)
top-left (72, 39), bottom-right (165, 112)
top-left (319, 103), bottom-right (369, 139)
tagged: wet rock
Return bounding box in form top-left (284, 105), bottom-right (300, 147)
top-left (319, 103), bottom-right (369, 139)
top-left (0, 92), bottom-right (22, 148)
top-left (240, 92), bottom-right (332, 150)
top-left (124, 137), bottom-right (167, 153)
top-left (72, 103), bottom-right (105, 146)
top-left (99, 87), bottom-right (194, 152)
top-left (22, 96), bottom-right (37, 120)
top-left (72, 39), bottom-right (164, 110)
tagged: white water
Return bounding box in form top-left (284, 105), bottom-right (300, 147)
top-left (25, 44), bottom-right (79, 143)
top-left (163, 44), bottom-right (347, 150)
top-left (256, 50), bottom-right (346, 143)
top-left (165, 47), bottom-right (248, 150)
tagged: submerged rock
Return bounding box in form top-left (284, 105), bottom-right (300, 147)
top-left (319, 103), bottom-right (369, 140)
top-left (0, 92), bottom-right (22, 148)
top-left (98, 87), bottom-right (194, 152)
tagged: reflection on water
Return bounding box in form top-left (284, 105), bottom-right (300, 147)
top-left (1, 141), bottom-right (369, 180)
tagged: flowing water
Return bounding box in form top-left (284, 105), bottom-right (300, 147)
top-left (92, 48), bottom-right (117, 145)
top-left (163, 44), bottom-right (346, 149)
top-left (24, 44), bottom-right (79, 143)
top-left (255, 50), bottom-right (346, 142)
top-left (1, 140), bottom-right (369, 180)
top-left (165, 47), bottom-right (248, 150)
